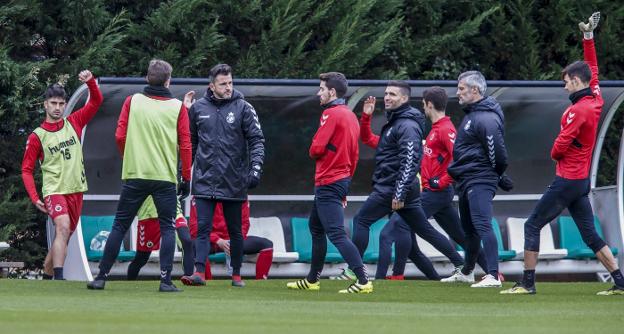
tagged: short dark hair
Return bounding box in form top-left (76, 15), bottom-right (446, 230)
top-left (319, 72), bottom-right (348, 98)
top-left (209, 64), bottom-right (233, 82)
top-left (423, 86), bottom-right (448, 111)
top-left (561, 60), bottom-right (591, 84)
top-left (45, 84), bottom-right (67, 100)
top-left (387, 80), bottom-right (411, 97)
top-left (147, 59), bottom-right (172, 86)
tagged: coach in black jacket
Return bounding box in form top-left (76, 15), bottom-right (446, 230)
top-left (442, 71), bottom-right (510, 288)
top-left (352, 81), bottom-right (463, 273)
top-left (185, 64), bottom-right (265, 287)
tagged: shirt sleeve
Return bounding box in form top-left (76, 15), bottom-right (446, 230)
top-left (359, 113), bottom-right (380, 148)
top-left (115, 95), bottom-right (133, 157)
top-left (583, 38), bottom-right (602, 103)
top-left (177, 104), bottom-right (192, 181)
top-left (309, 111), bottom-right (337, 159)
top-left (242, 101), bottom-right (265, 168)
top-left (67, 78), bottom-right (103, 136)
top-left (21, 133), bottom-right (43, 203)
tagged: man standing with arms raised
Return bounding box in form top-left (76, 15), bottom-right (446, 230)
top-left (287, 72), bottom-right (372, 294)
top-left (87, 59), bottom-right (192, 292)
top-left (22, 70), bottom-right (102, 280)
top-left (502, 12), bottom-right (624, 296)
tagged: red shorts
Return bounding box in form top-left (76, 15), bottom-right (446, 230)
top-left (136, 217), bottom-right (188, 252)
top-left (44, 193), bottom-right (84, 233)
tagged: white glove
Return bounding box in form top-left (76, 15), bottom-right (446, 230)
top-left (579, 12), bottom-right (600, 39)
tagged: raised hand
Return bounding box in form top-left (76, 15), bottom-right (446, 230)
top-left (184, 90), bottom-right (196, 109)
top-left (78, 70), bottom-right (93, 83)
top-left (362, 96), bottom-right (376, 115)
top-left (579, 12), bottom-right (600, 39)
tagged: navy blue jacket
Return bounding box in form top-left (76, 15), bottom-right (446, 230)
top-left (189, 89), bottom-right (265, 200)
top-left (447, 96), bottom-right (508, 190)
top-left (372, 103), bottom-right (425, 201)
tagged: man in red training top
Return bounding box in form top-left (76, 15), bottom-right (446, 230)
top-left (22, 69), bottom-right (102, 280)
top-left (286, 72), bottom-right (372, 294)
top-left (501, 12), bottom-right (624, 296)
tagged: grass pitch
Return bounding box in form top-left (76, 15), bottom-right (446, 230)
top-left (1, 279), bottom-right (622, 334)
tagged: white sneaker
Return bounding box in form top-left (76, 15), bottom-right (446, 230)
top-left (471, 274), bottom-right (502, 288)
top-left (440, 267), bottom-right (475, 283)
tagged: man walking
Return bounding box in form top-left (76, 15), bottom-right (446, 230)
top-left (351, 81), bottom-right (463, 282)
top-left (286, 72), bottom-right (372, 294)
top-left (443, 71), bottom-right (512, 288)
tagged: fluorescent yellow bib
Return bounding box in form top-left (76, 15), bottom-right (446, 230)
top-left (33, 121), bottom-right (87, 197)
top-left (122, 93), bottom-right (182, 183)
top-left (137, 196), bottom-right (184, 221)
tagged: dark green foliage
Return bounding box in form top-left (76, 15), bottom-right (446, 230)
top-left (1, 0), bottom-right (623, 268)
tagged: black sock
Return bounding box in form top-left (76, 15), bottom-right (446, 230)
top-left (53, 267), bottom-right (64, 280)
top-left (160, 269), bottom-right (172, 285)
top-left (523, 269), bottom-right (536, 287)
top-left (611, 269), bottom-right (624, 288)
top-left (42, 273), bottom-right (53, 280)
top-left (306, 271), bottom-right (321, 284)
top-left (353, 266), bottom-right (368, 285)
top-left (127, 251), bottom-right (151, 280)
top-left (461, 266), bottom-right (473, 276)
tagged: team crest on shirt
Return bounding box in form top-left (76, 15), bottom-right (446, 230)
top-left (147, 241), bottom-right (154, 248)
top-left (226, 112), bottom-right (235, 124)
top-left (55, 204), bottom-right (62, 212)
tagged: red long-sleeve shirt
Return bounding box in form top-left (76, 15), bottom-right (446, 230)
top-left (551, 38), bottom-right (603, 179)
top-left (21, 78), bottom-right (103, 204)
top-left (420, 116), bottom-right (456, 191)
top-left (115, 94), bottom-right (192, 181)
top-left (359, 113), bottom-right (380, 149)
top-left (188, 200), bottom-right (250, 243)
top-left (309, 103), bottom-right (360, 186)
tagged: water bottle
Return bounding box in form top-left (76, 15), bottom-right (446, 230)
top-left (225, 254), bottom-right (233, 276)
top-left (225, 253), bottom-right (233, 276)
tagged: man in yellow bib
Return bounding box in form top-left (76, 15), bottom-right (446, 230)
top-left (22, 70), bottom-right (102, 280)
top-left (87, 59), bottom-right (192, 292)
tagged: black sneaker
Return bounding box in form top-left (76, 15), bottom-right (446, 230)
top-left (87, 279), bottom-right (106, 290)
top-left (159, 282), bottom-right (183, 292)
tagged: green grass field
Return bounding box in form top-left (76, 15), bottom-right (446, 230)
top-left (1, 279), bottom-right (622, 334)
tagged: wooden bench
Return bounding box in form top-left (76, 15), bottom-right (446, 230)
top-left (0, 262), bottom-right (25, 278)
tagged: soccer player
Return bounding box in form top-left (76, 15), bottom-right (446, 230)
top-left (87, 59), bottom-right (192, 292)
top-left (185, 64), bottom-right (265, 288)
top-left (22, 70), bottom-right (102, 280)
top-left (351, 81), bottom-right (463, 283)
top-left (182, 200), bottom-right (273, 281)
top-left (287, 72), bottom-right (372, 294)
top-left (502, 12), bottom-right (624, 296)
top-left (126, 197), bottom-right (194, 280)
top-left (371, 87), bottom-right (488, 280)
top-left (442, 71), bottom-right (512, 288)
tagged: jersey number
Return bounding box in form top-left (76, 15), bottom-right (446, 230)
top-left (61, 149), bottom-right (71, 160)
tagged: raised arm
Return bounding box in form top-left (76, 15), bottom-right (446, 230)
top-left (579, 12), bottom-right (601, 100)
top-left (359, 96), bottom-right (380, 148)
top-left (67, 70), bottom-right (103, 133)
